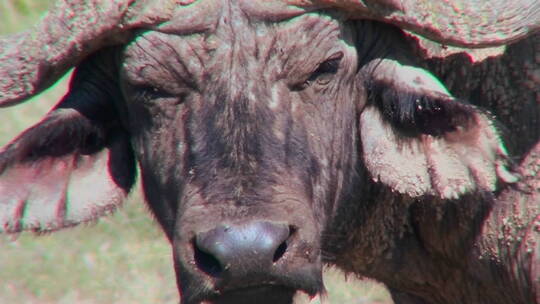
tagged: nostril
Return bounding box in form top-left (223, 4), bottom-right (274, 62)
top-left (193, 240), bottom-right (223, 277)
top-left (273, 241), bottom-right (287, 262)
top-left (273, 225), bottom-right (296, 263)
top-left (193, 222), bottom-right (295, 279)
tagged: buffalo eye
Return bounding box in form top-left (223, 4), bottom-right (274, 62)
top-left (134, 85), bottom-right (177, 103)
top-left (294, 52), bottom-right (343, 90)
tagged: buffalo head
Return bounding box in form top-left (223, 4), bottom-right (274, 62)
top-left (1, 1), bottom-right (538, 303)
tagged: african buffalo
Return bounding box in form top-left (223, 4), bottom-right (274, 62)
top-left (1, 0), bottom-right (539, 303)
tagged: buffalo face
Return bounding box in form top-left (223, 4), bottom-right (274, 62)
top-left (119, 11), bottom-right (361, 302)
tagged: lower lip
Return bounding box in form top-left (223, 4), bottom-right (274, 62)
top-left (205, 286), bottom-right (296, 304)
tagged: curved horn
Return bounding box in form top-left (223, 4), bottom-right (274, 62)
top-left (291, 0), bottom-right (540, 48)
top-left (2, 0), bottom-right (539, 107)
top-left (0, 0), bottom-right (218, 107)
top-left (0, 0), bottom-right (131, 107)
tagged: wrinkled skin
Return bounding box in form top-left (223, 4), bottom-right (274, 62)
top-left (119, 10), bottom-right (361, 302)
top-left (1, 3), bottom-right (538, 304)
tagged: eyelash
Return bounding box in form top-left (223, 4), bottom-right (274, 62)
top-left (294, 52), bottom-right (343, 90)
top-left (135, 86), bottom-right (174, 102)
top-left (307, 56), bottom-right (341, 82)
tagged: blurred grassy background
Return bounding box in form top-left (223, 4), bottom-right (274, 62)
top-left (0, 1), bottom-right (392, 303)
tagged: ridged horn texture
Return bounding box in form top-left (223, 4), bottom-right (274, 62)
top-left (1, 0), bottom-right (539, 107)
top-left (0, 0), bottom-right (217, 107)
top-left (293, 0), bottom-right (540, 47)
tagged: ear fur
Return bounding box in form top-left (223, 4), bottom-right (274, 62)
top-left (0, 50), bottom-right (136, 233)
top-left (0, 110), bottom-right (135, 233)
top-left (359, 59), bottom-right (517, 199)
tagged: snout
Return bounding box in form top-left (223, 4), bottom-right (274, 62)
top-left (175, 221), bottom-right (323, 304)
top-left (194, 221), bottom-right (291, 279)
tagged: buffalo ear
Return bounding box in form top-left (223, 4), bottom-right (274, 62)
top-left (0, 50), bottom-right (136, 233)
top-left (359, 59), bottom-right (517, 199)
top-left (0, 109), bottom-right (135, 233)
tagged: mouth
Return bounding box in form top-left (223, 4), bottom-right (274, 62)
top-left (178, 263), bottom-right (324, 304)
top-left (201, 285), bottom-right (297, 304)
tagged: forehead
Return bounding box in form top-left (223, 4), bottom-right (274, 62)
top-left (121, 9), bottom-right (347, 87)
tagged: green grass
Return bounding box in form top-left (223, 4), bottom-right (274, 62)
top-left (0, 0), bottom-right (52, 34)
top-left (0, 1), bottom-right (392, 303)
